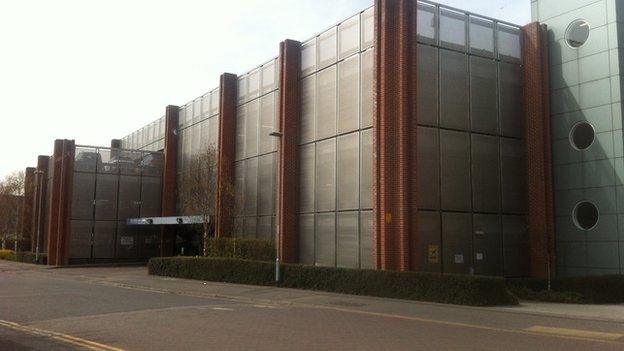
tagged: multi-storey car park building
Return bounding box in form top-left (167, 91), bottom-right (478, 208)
top-left (17, 0), bottom-right (624, 277)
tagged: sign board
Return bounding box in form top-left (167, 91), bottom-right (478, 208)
top-left (454, 254), bottom-right (464, 264)
top-left (475, 252), bottom-right (484, 261)
top-left (427, 245), bottom-right (440, 264)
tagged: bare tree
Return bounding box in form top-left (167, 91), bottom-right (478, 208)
top-left (0, 171), bottom-right (25, 250)
top-left (178, 144), bottom-right (235, 256)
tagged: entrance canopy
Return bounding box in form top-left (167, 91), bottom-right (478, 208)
top-left (126, 216), bottom-right (205, 226)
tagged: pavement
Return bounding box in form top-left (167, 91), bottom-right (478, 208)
top-left (1, 260), bottom-right (624, 350)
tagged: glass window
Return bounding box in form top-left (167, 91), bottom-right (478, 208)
top-left (566, 19), bottom-right (590, 48)
top-left (360, 129), bottom-right (373, 209)
top-left (337, 132), bottom-right (359, 210)
top-left (92, 221), bottom-right (116, 259)
top-left (417, 127), bottom-right (440, 210)
top-left (339, 15), bottom-right (360, 59)
top-left (301, 75), bottom-right (316, 144)
top-left (209, 116), bottom-right (219, 147)
top-left (257, 216), bottom-right (274, 241)
top-left (210, 88), bottom-right (220, 116)
top-left (298, 214), bottom-right (315, 264)
top-left (440, 8), bottom-right (466, 51)
top-left (440, 130), bottom-right (471, 211)
top-left (261, 60), bottom-right (277, 94)
top-left (470, 56), bottom-right (498, 134)
top-left (471, 134), bottom-right (500, 213)
top-left (248, 68), bottom-right (260, 100)
top-left (193, 98), bottom-right (201, 122)
top-left (243, 217), bottom-right (257, 239)
top-left (499, 62), bottom-right (524, 138)
top-left (245, 100), bottom-right (259, 158)
top-left (569, 122), bottom-right (595, 150)
top-left (497, 24), bottom-right (521, 62)
top-left (235, 105), bottom-right (247, 161)
top-left (200, 118), bottom-right (210, 149)
top-left (94, 174), bottom-right (118, 220)
top-left (361, 49), bottom-right (374, 128)
top-left (338, 55), bottom-right (360, 134)
top-left (234, 162), bottom-right (245, 214)
top-left (315, 139), bottom-right (336, 212)
top-left (361, 7), bottom-right (374, 49)
top-left (259, 93), bottom-right (276, 154)
top-left (573, 201), bottom-right (599, 230)
top-left (500, 137), bottom-right (526, 214)
top-left (315, 212), bottom-right (336, 266)
top-left (337, 211), bottom-right (359, 268)
top-left (359, 210), bottom-right (374, 269)
top-left (118, 175), bottom-right (141, 219)
top-left (301, 39), bottom-right (317, 76)
top-left (71, 173), bottom-right (95, 220)
top-left (318, 27), bottom-right (337, 69)
top-left (238, 75), bottom-right (248, 104)
top-left (316, 66), bottom-right (337, 139)
top-left (74, 147), bottom-right (99, 173)
top-left (201, 93), bottom-right (211, 117)
top-left (417, 2), bottom-right (437, 44)
top-left (244, 158), bottom-right (258, 216)
top-left (469, 17), bottom-right (494, 57)
top-left (417, 44), bottom-right (439, 126)
top-left (257, 153), bottom-right (275, 216)
top-left (300, 144), bottom-right (315, 213)
top-left (440, 49), bottom-right (469, 130)
top-left (140, 176), bottom-right (162, 217)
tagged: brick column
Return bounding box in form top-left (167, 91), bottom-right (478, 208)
top-left (55, 140), bottom-right (75, 266)
top-left (46, 140), bottom-right (63, 265)
top-left (374, 0), bottom-right (417, 271)
top-left (32, 156), bottom-right (49, 254)
top-left (277, 39), bottom-right (301, 263)
top-left (20, 167), bottom-right (36, 251)
top-left (160, 105), bottom-right (179, 256)
top-left (215, 73), bottom-right (238, 238)
top-left (523, 22), bottom-right (555, 279)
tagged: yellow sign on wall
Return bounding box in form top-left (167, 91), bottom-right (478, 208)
top-left (428, 245), bottom-right (439, 264)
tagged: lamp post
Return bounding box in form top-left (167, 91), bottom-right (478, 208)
top-left (34, 170), bottom-right (44, 263)
top-left (269, 131), bottom-right (283, 286)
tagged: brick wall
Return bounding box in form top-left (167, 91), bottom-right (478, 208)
top-left (277, 39), bottom-right (302, 263)
top-left (215, 73), bottom-right (238, 238)
top-left (522, 22), bottom-right (555, 279)
top-left (374, 0), bottom-right (417, 271)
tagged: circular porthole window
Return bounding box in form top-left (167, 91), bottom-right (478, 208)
top-left (565, 19), bottom-right (590, 48)
top-left (573, 201), bottom-right (599, 230)
top-left (569, 122), bottom-right (595, 150)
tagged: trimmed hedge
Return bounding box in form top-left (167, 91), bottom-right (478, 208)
top-left (204, 238), bottom-right (275, 262)
top-left (507, 275), bottom-right (624, 304)
top-left (0, 250), bottom-right (44, 264)
top-left (148, 257), bottom-right (518, 306)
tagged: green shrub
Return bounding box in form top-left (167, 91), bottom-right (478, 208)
top-left (204, 238), bottom-right (275, 262)
top-left (0, 249), bottom-right (15, 260)
top-left (0, 250), bottom-right (44, 264)
top-left (149, 257), bottom-right (517, 306)
top-left (507, 275), bottom-right (624, 304)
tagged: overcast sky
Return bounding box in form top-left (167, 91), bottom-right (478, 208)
top-left (0, 0), bottom-right (530, 179)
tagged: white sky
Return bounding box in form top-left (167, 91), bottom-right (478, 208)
top-left (0, 0), bottom-right (530, 179)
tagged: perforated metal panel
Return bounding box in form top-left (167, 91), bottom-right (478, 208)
top-left (442, 212), bottom-right (473, 274)
top-left (440, 130), bottom-right (471, 211)
top-left (418, 127), bottom-right (440, 210)
top-left (473, 214), bottom-right (502, 276)
top-left (337, 211), bottom-right (359, 268)
top-left (471, 134), bottom-right (500, 213)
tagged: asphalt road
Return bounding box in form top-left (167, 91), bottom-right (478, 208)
top-left (1, 261), bottom-right (624, 351)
